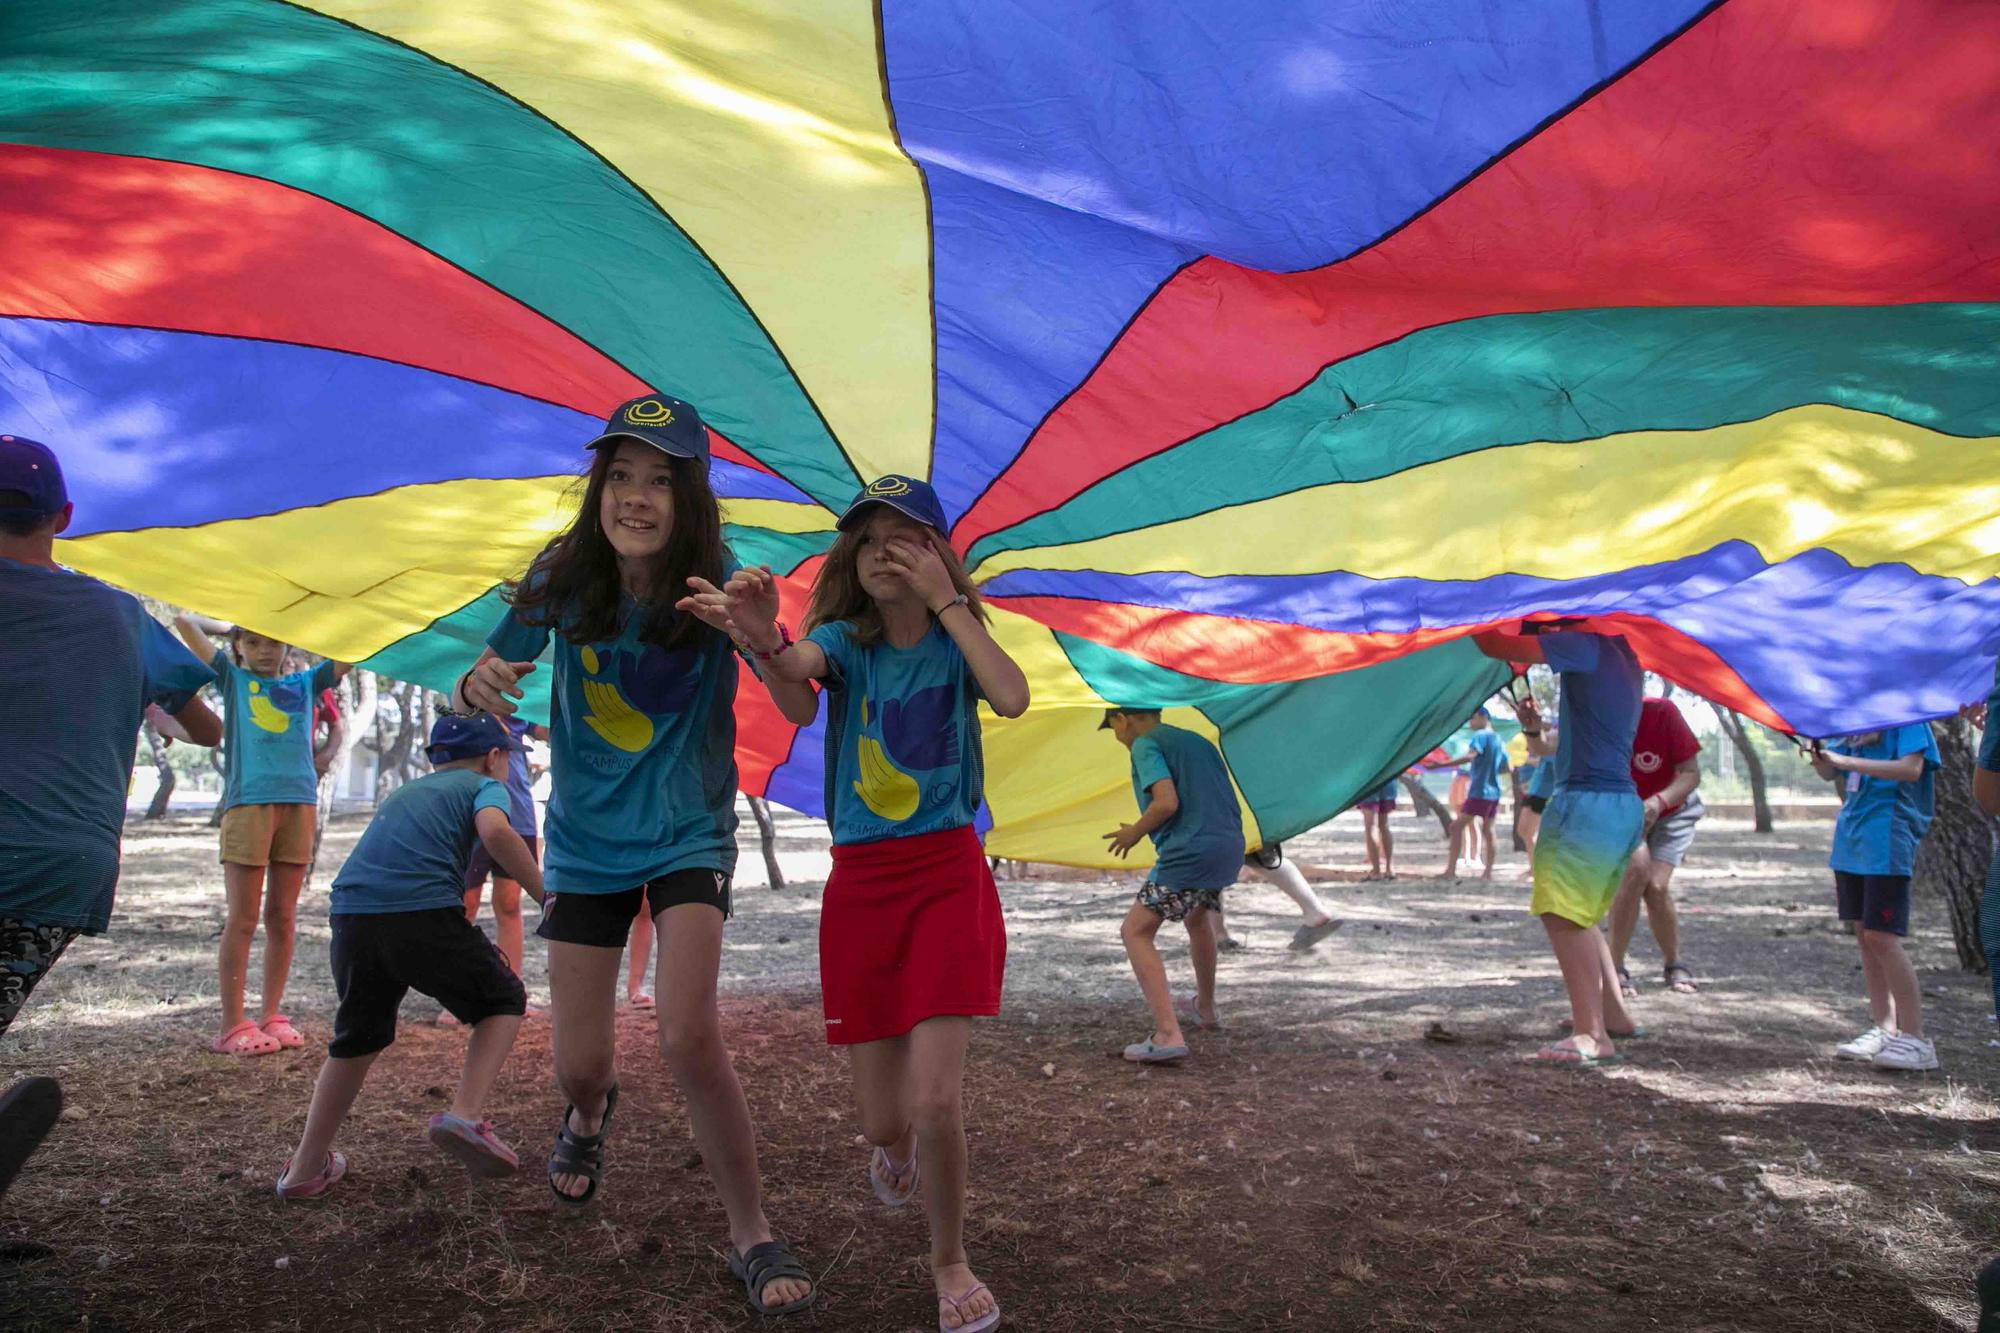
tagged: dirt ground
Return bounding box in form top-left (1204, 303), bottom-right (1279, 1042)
top-left (2, 805), bottom-right (1996, 1331)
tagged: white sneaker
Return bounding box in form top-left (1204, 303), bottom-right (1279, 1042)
top-left (1834, 1026), bottom-right (1891, 1061)
top-left (1872, 1034), bottom-right (1939, 1072)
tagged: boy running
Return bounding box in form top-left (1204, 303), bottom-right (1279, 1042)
top-left (1430, 708), bottom-right (1507, 880)
top-left (1102, 708), bottom-right (1245, 1062)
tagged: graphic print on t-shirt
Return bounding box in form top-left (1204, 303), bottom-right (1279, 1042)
top-left (576, 642), bottom-right (701, 753)
top-left (246, 676), bottom-right (305, 734)
top-left (854, 694), bottom-right (922, 821)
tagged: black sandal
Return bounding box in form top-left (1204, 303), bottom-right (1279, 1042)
top-left (547, 1083), bottom-right (617, 1208)
top-left (1664, 961), bottom-right (1700, 993)
top-left (727, 1239), bottom-right (817, 1316)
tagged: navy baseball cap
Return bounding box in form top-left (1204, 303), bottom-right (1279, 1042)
top-left (427, 712), bottom-right (527, 764)
top-left (836, 474), bottom-right (948, 533)
top-left (0, 435), bottom-right (67, 522)
top-left (586, 394), bottom-right (709, 466)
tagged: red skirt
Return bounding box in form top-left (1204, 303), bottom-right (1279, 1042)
top-left (819, 825), bottom-right (1006, 1046)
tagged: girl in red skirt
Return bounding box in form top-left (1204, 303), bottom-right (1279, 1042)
top-left (719, 474), bottom-right (1028, 1332)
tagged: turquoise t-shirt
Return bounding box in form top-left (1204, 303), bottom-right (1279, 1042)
top-left (330, 768), bottom-right (511, 915)
top-left (1540, 632), bottom-right (1644, 794)
top-left (1362, 778), bottom-right (1400, 804)
top-left (212, 651), bottom-right (336, 809)
top-left (1981, 657), bottom-right (2000, 774)
top-left (487, 592), bottom-right (739, 892)
top-left (1829, 723), bottom-right (1940, 877)
top-left (807, 619), bottom-right (984, 846)
top-left (1466, 729), bottom-right (1506, 801)
top-left (1131, 724), bottom-right (1244, 890)
top-left (1526, 755), bottom-right (1559, 799)
top-left (0, 559), bottom-right (215, 933)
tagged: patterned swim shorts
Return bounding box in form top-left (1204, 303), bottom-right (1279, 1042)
top-left (1137, 880), bottom-right (1224, 923)
top-left (0, 919), bottom-right (83, 1039)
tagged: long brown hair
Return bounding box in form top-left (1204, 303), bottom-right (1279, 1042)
top-left (804, 516), bottom-right (986, 648)
top-left (507, 446), bottom-right (725, 650)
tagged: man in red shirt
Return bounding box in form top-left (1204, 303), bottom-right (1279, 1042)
top-left (1607, 697), bottom-right (1704, 996)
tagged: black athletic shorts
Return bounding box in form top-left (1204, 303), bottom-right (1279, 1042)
top-left (1834, 870), bottom-right (1911, 937)
top-left (535, 868), bottom-right (732, 949)
top-left (1524, 795), bottom-right (1550, 814)
top-left (329, 908), bottom-right (526, 1057)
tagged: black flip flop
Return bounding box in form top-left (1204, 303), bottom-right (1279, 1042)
top-left (728, 1239), bottom-right (817, 1316)
top-left (0, 1077), bottom-right (63, 1203)
top-left (547, 1082), bottom-right (617, 1208)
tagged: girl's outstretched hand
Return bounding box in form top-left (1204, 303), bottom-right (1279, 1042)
top-left (467, 656), bottom-right (536, 716)
top-left (722, 565), bottom-right (784, 652)
top-left (677, 576), bottom-right (739, 636)
top-left (885, 533), bottom-right (959, 611)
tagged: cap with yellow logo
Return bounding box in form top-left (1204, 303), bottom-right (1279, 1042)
top-left (586, 393), bottom-right (709, 466)
top-left (835, 473), bottom-right (949, 533)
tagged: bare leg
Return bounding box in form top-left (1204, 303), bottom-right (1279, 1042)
top-left (1478, 816), bottom-right (1497, 878)
top-left (1608, 848), bottom-right (1650, 969)
top-left (218, 862), bottom-right (266, 1033)
top-left (1363, 811), bottom-right (1384, 877)
top-left (1443, 813), bottom-right (1471, 879)
top-left (1642, 863), bottom-right (1683, 976)
top-left (1854, 926), bottom-right (1893, 1029)
top-left (489, 879), bottom-right (525, 977)
top-left (279, 1051), bottom-right (378, 1188)
top-left (849, 1032), bottom-right (917, 1181)
top-left (907, 1018), bottom-right (995, 1330)
top-left (545, 938), bottom-right (620, 1200)
top-left (451, 1013), bottom-right (524, 1121)
top-left (1861, 928), bottom-right (1922, 1038)
top-left (259, 860), bottom-right (308, 1021)
top-left (1185, 907), bottom-right (1218, 1024)
top-left (1541, 915), bottom-right (1621, 1057)
top-left (1518, 808), bottom-right (1541, 859)
top-left (626, 905), bottom-right (654, 1002)
top-left (1119, 902), bottom-right (1185, 1046)
top-left (1381, 814), bottom-right (1395, 877)
top-left (652, 904), bottom-right (808, 1310)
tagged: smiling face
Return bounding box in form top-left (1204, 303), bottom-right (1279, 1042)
top-left (852, 506), bottom-right (934, 604)
top-left (234, 629), bottom-right (289, 675)
top-left (597, 439), bottom-right (676, 566)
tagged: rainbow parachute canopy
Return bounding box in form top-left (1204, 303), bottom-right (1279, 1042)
top-left (4, 0), bottom-right (1998, 866)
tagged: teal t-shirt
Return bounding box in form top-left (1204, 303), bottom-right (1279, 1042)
top-left (1981, 657), bottom-right (2000, 774)
top-left (1829, 723), bottom-right (1940, 877)
top-left (1131, 724), bottom-right (1244, 890)
top-left (1466, 729), bottom-right (1506, 801)
top-left (211, 651), bottom-right (335, 809)
top-left (487, 592), bottom-right (739, 892)
top-left (808, 619), bottom-right (984, 846)
top-left (1526, 755), bottom-right (1558, 799)
top-left (330, 768), bottom-right (511, 915)
top-left (1362, 778), bottom-right (1400, 804)
top-left (0, 559), bottom-right (215, 933)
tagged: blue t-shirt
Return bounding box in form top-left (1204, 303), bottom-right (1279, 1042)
top-left (1465, 729), bottom-right (1506, 801)
top-left (1362, 778), bottom-right (1400, 804)
top-left (1981, 657), bottom-right (2000, 775)
top-left (808, 619), bottom-right (984, 846)
top-left (211, 651), bottom-right (336, 809)
top-left (0, 559), bottom-right (215, 933)
top-left (1526, 755), bottom-right (1559, 799)
top-left (1540, 632), bottom-right (1645, 794)
top-left (488, 592), bottom-right (739, 892)
top-left (1829, 723), bottom-right (1941, 877)
top-left (1130, 724), bottom-right (1245, 891)
top-left (497, 715), bottom-right (539, 838)
top-left (331, 767), bottom-right (512, 915)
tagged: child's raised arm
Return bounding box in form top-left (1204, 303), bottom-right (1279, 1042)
top-left (895, 536), bottom-right (1030, 718)
top-left (173, 613), bottom-right (217, 663)
top-left (456, 648), bottom-right (537, 718)
top-left (682, 566), bottom-right (824, 726)
top-left (474, 806), bottom-right (545, 904)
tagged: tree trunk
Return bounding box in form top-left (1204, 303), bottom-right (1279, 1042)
top-left (375, 682), bottom-right (420, 803)
top-left (1400, 773), bottom-right (1453, 837)
top-left (1708, 703), bottom-right (1775, 833)
top-left (1913, 717), bottom-right (1998, 972)
top-left (746, 796), bottom-right (787, 889)
top-left (307, 670), bottom-right (377, 887)
top-left (142, 720), bottom-right (176, 820)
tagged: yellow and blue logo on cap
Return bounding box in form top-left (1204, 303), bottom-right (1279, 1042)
top-left (588, 392), bottom-right (708, 465)
top-left (837, 473), bottom-right (947, 533)
top-left (865, 476), bottom-right (912, 499)
top-left (623, 398), bottom-right (675, 427)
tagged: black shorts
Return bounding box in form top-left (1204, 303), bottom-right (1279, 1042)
top-left (329, 908), bottom-right (526, 1058)
top-left (535, 868), bottom-right (732, 949)
top-left (463, 834), bottom-right (540, 890)
top-left (1524, 795), bottom-right (1550, 814)
top-left (1835, 871), bottom-right (1911, 937)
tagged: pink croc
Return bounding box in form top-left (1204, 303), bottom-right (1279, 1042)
top-left (210, 1020), bottom-right (280, 1057)
top-left (276, 1150), bottom-right (348, 1200)
top-left (260, 1015), bottom-right (305, 1049)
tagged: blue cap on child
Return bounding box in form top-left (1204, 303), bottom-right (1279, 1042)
top-left (585, 394), bottom-right (709, 467)
top-left (836, 474), bottom-right (949, 533)
top-left (427, 713), bottom-right (527, 764)
top-left (0, 435), bottom-right (68, 523)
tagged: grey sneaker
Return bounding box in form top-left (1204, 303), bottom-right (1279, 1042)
top-left (1872, 1034), bottom-right (1939, 1072)
top-left (1834, 1025), bottom-right (1891, 1061)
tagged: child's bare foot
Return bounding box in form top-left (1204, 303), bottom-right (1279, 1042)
top-left (936, 1262), bottom-right (998, 1330)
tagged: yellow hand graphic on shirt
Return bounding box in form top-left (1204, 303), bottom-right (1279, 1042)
top-left (851, 695), bottom-right (919, 821)
top-left (245, 680), bottom-right (292, 735)
top-left (580, 676), bottom-right (654, 753)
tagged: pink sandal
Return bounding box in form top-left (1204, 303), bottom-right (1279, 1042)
top-left (427, 1113), bottom-right (520, 1179)
top-left (276, 1150), bottom-right (347, 1200)
top-left (211, 1020), bottom-right (281, 1057)
top-left (939, 1281), bottom-right (1001, 1333)
top-left (260, 1015), bottom-right (305, 1049)
top-left (869, 1144), bottom-right (921, 1207)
